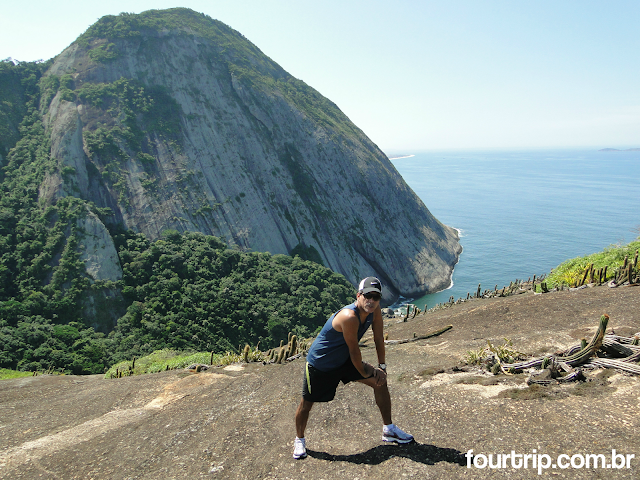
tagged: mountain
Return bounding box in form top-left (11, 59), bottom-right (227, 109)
top-left (2, 8), bottom-right (460, 317)
top-left (41, 8), bottom-right (460, 300)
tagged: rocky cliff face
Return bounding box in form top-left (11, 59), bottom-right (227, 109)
top-left (40, 8), bottom-right (461, 302)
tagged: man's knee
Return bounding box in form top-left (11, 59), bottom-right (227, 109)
top-left (372, 379), bottom-right (389, 392)
top-left (299, 399), bottom-right (314, 413)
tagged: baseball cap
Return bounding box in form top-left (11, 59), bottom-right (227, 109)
top-left (358, 277), bottom-right (382, 294)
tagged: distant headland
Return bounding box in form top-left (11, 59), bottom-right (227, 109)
top-left (599, 148), bottom-right (640, 152)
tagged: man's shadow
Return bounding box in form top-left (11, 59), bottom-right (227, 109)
top-left (306, 442), bottom-right (466, 467)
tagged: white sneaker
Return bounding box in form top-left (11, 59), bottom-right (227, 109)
top-left (293, 437), bottom-right (307, 459)
top-left (382, 424), bottom-right (414, 444)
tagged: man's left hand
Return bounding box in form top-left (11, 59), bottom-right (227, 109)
top-left (372, 367), bottom-right (387, 387)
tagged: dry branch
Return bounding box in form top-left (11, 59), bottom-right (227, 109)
top-left (384, 325), bottom-right (453, 345)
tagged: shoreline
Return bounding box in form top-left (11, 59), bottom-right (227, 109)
top-left (388, 154), bottom-right (415, 160)
top-left (390, 226), bottom-right (463, 312)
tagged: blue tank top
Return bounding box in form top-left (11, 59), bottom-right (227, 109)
top-left (306, 303), bottom-right (373, 372)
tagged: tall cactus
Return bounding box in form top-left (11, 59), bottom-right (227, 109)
top-left (243, 344), bottom-right (250, 363)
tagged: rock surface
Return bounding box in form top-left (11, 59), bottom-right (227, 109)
top-left (1, 285), bottom-right (638, 479)
top-left (76, 211), bottom-right (122, 282)
top-left (38, 8), bottom-right (461, 301)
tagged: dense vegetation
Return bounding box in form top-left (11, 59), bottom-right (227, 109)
top-left (108, 229), bottom-right (353, 362)
top-left (0, 225), bottom-right (354, 374)
top-left (546, 239), bottom-right (640, 287)
top-left (0, 60), bottom-right (107, 377)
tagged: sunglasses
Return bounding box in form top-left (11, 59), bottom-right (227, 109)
top-left (363, 292), bottom-right (381, 301)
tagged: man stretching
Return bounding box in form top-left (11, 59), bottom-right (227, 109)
top-left (293, 277), bottom-right (413, 459)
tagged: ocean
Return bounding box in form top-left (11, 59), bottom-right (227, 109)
top-left (390, 149), bottom-right (640, 310)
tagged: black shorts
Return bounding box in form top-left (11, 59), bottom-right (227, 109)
top-left (302, 359), bottom-right (366, 403)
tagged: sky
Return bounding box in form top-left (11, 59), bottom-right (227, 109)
top-left (1, 1), bottom-right (639, 152)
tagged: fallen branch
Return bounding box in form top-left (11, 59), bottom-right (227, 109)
top-left (384, 325), bottom-right (453, 345)
top-left (588, 358), bottom-right (640, 375)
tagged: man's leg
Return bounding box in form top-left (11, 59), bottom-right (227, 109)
top-left (294, 399), bottom-right (313, 459)
top-left (373, 383), bottom-right (393, 425)
top-left (358, 377), bottom-right (392, 425)
top-left (295, 398), bottom-right (314, 438)
top-left (358, 376), bottom-right (413, 443)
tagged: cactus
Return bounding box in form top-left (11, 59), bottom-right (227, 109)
top-left (476, 284), bottom-right (481, 298)
top-left (132, 357), bottom-right (136, 370)
top-left (561, 315), bottom-right (608, 365)
top-left (580, 338), bottom-right (587, 349)
top-left (579, 267), bottom-right (589, 286)
top-left (289, 335), bottom-right (298, 356)
top-left (277, 348), bottom-right (285, 364)
top-left (243, 344), bottom-right (250, 363)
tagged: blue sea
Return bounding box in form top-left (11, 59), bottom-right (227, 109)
top-left (390, 149), bottom-right (640, 310)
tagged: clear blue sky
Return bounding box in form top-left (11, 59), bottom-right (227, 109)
top-left (2, 1), bottom-right (638, 151)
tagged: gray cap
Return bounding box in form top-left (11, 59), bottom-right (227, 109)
top-left (358, 277), bottom-right (382, 294)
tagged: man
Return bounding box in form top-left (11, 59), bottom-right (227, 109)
top-left (293, 276), bottom-right (413, 459)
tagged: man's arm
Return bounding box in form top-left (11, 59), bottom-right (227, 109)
top-left (371, 305), bottom-right (386, 366)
